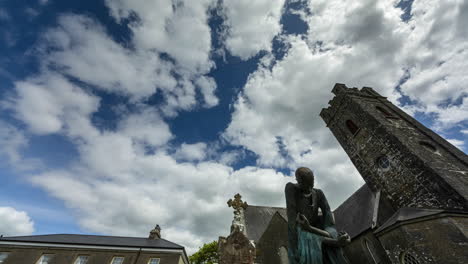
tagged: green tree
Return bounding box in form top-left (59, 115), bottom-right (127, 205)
top-left (189, 241), bottom-right (219, 264)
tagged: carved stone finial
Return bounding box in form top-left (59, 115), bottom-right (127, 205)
top-left (227, 193), bottom-right (248, 211)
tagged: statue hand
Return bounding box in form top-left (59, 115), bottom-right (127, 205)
top-left (337, 231), bottom-right (351, 246)
top-left (296, 213), bottom-right (310, 229)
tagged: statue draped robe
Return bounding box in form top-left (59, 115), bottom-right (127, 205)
top-left (285, 183), bottom-right (348, 264)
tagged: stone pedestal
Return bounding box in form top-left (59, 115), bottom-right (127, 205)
top-left (218, 227), bottom-right (256, 264)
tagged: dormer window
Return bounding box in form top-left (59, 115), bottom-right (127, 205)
top-left (36, 254), bottom-right (54, 264)
top-left (345, 120), bottom-right (360, 135)
top-left (0, 252), bottom-right (10, 263)
top-left (74, 256), bottom-right (89, 264)
top-left (148, 258), bottom-right (160, 264)
top-left (111, 257), bottom-right (125, 264)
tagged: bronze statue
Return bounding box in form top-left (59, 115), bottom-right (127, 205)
top-left (285, 167), bottom-right (350, 264)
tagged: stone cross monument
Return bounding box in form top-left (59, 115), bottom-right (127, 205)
top-left (227, 193), bottom-right (248, 234)
top-left (218, 193), bottom-right (256, 264)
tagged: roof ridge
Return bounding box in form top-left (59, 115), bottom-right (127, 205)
top-left (5, 233), bottom-right (149, 239)
top-left (247, 205), bottom-right (286, 209)
top-left (157, 237), bottom-right (184, 247)
top-left (1, 233), bottom-right (184, 249)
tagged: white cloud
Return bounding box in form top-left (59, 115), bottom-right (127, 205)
top-left (119, 108), bottom-right (173, 147)
top-left (42, 15), bottom-right (177, 100)
top-left (30, 154), bottom-right (291, 254)
top-left (174, 142), bottom-right (208, 162)
top-left (0, 121), bottom-right (42, 171)
top-left (429, 97), bottom-right (468, 129)
top-left (10, 73), bottom-right (99, 135)
top-left (0, 121), bottom-right (27, 166)
top-left (34, 12), bottom-right (218, 115)
top-left (105, 0), bottom-right (215, 75)
top-left (195, 76), bottom-right (219, 107)
top-left (0, 207), bottom-right (34, 236)
top-left (222, 0), bottom-right (286, 60)
top-left (399, 0), bottom-right (468, 128)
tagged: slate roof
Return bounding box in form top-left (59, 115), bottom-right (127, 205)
top-left (333, 184), bottom-right (376, 239)
top-left (244, 205), bottom-right (287, 243)
top-left (0, 234), bottom-right (184, 249)
top-left (374, 207), bottom-right (445, 234)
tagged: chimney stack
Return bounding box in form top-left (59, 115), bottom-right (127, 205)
top-left (148, 225), bottom-right (161, 239)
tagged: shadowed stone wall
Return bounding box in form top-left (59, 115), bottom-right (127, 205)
top-left (256, 213), bottom-right (288, 264)
top-left (376, 214), bottom-right (468, 264)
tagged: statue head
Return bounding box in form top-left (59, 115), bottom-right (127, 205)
top-left (295, 167), bottom-right (314, 191)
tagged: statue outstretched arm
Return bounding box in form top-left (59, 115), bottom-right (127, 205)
top-left (296, 213), bottom-right (332, 237)
top-left (296, 213), bottom-right (350, 247)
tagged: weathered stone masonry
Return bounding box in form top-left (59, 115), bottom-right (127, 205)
top-left (320, 83), bottom-right (468, 212)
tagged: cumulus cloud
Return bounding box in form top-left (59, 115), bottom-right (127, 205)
top-left (30, 155), bottom-right (290, 253)
top-left (175, 143), bottom-right (208, 161)
top-left (105, 0), bottom-right (215, 75)
top-left (41, 15), bottom-right (176, 100)
top-left (9, 73), bottom-right (100, 135)
top-left (0, 121), bottom-right (42, 171)
top-left (119, 108), bottom-right (173, 147)
top-left (35, 11), bottom-right (218, 115)
top-left (399, 0), bottom-right (468, 128)
top-left (0, 207), bottom-right (34, 236)
top-left (222, 0), bottom-right (286, 59)
top-left (0, 121), bottom-right (28, 166)
top-left (3, 0), bottom-right (467, 256)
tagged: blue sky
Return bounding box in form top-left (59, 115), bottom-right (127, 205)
top-left (0, 0), bottom-right (467, 253)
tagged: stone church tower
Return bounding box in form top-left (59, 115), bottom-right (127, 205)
top-left (320, 84), bottom-right (468, 264)
top-left (320, 83), bottom-right (468, 212)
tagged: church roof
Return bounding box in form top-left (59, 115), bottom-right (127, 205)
top-left (374, 207), bottom-right (445, 234)
top-left (333, 184), bottom-right (375, 238)
top-left (244, 205), bottom-right (287, 243)
top-left (0, 234), bottom-right (184, 249)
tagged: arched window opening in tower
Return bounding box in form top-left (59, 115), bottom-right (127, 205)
top-left (345, 120), bottom-right (360, 135)
top-left (376, 106), bottom-right (397, 119)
